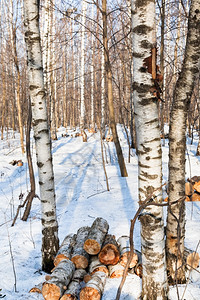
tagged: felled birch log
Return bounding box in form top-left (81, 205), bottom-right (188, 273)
top-left (134, 250), bottom-right (142, 278)
top-left (42, 259), bottom-right (75, 300)
top-left (54, 234), bottom-right (77, 266)
top-left (117, 236), bottom-right (138, 268)
top-left (89, 255), bottom-right (109, 276)
top-left (29, 283), bottom-right (43, 293)
top-left (185, 182), bottom-right (194, 196)
top-left (60, 269), bottom-right (87, 300)
top-left (98, 234), bottom-right (120, 265)
top-left (84, 274), bottom-right (92, 283)
top-left (80, 271), bottom-right (107, 300)
top-left (190, 193), bottom-right (200, 201)
top-left (184, 248), bottom-right (200, 270)
top-left (71, 226), bottom-right (90, 269)
top-left (84, 217), bottom-right (109, 255)
top-left (108, 263), bottom-right (125, 278)
top-left (194, 181), bottom-right (200, 193)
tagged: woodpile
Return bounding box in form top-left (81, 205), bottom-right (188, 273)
top-left (29, 217), bottom-right (199, 299)
top-left (164, 177), bottom-right (200, 202)
top-left (105, 135), bottom-right (113, 142)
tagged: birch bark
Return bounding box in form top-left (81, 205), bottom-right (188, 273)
top-left (23, 0), bottom-right (59, 273)
top-left (166, 0), bottom-right (200, 283)
top-left (132, 0), bottom-right (168, 298)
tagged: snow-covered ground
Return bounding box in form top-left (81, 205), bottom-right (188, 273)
top-left (0, 125), bottom-right (200, 299)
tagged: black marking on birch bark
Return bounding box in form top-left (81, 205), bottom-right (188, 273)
top-left (34, 135), bottom-right (41, 141)
top-left (132, 52), bottom-right (143, 58)
top-left (38, 129), bottom-right (49, 135)
top-left (30, 85), bottom-right (39, 90)
top-left (33, 119), bottom-right (46, 126)
top-left (39, 181), bottom-right (44, 185)
top-left (45, 211), bottom-right (55, 217)
top-left (139, 98), bottom-right (153, 106)
top-left (47, 189), bottom-right (54, 192)
top-left (135, 0), bottom-right (154, 7)
top-left (37, 162), bottom-right (44, 168)
top-left (133, 25), bottom-right (153, 35)
top-left (140, 40), bottom-right (152, 49)
top-left (49, 176), bottom-right (54, 181)
top-left (132, 82), bottom-right (150, 93)
top-left (145, 119), bottom-right (158, 125)
top-left (138, 162), bottom-right (150, 168)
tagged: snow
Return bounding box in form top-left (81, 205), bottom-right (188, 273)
top-left (0, 125), bottom-right (200, 300)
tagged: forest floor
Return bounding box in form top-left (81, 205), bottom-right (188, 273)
top-left (0, 125), bottom-right (200, 299)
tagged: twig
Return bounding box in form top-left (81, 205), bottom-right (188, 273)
top-left (5, 215), bottom-right (17, 292)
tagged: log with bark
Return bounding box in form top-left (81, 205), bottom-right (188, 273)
top-left (89, 255), bottom-right (109, 276)
top-left (190, 192), bottom-right (200, 201)
top-left (60, 269), bottom-right (87, 300)
top-left (79, 271), bottom-right (107, 300)
top-left (54, 234), bottom-right (77, 266)
top-left (71, 226), bottom-right (90, 269)
top-left (117, 236), bottom-right (138, 268)
top-left (185, 182), bottom-right (194, 196)
top-left (108, 263), bottom-right (125, 278)
top-left (84, 217), bottom-right (109, 255)
top-left (42, 259), bottom-right (75, 300)
top-left (184, 248), bottom-right (200, 270)
top-left (29, 283), bottom-right (43, 293)
top-left (98, 234), bottom-right (120, 265)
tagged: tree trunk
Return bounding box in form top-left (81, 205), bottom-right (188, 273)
top-left (23, 0), bottom-right (59, 273)
top-left (102, 0), bottom-right (128, 177)
top-left (166, 0), bottom-right (200, 284)
top-left (131, 0), bottom-right (168, 298)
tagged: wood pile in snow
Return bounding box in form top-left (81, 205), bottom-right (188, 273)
top-left (164, 176), bottom-right (200, 202)
top-left (30, 217), bottom-right (141, 300)
top-left (29, 216), bottom-right (199, 299)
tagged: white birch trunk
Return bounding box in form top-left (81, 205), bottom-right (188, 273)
top-left (23, 0), bottom-right (59, 272)
top-left (166, 0), bottom-right (200, 283)
top-left (80, 0), bottom-right (87, 129)
top-left (131, 0), bottom-right (168, 298)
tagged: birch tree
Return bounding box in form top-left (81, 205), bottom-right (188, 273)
top-left (131, 0), bottom-right (168, 298)
top-left (166, 0), bottom-right (200, 283)
top-left (23, 0), bottom-right (59, 273)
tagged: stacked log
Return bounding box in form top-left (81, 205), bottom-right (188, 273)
top-left (98, 234), bottom-right (120, 265)
top-left (42, 259), bottom-right (75, 300)
top-left (54, 234), bottom-right (77, 267)
top-left (80, 271), bottom-right (107, 300)
top-left (29, 283), bottom-right (43, 294)
top-left (184, 248), bottom-right (200, 270)
top-left (117, 236), bottom-right (139, 268)
top-left (60, 269), bottom-right (87, 300)
top-left (84, 217), bottom-right (109, 255)
top-left (71, 226), bottom-right (90, 269)
top-left (108, 263), bottom-right (125, 278)
top-left (89, 256), bottom-right (109, 276)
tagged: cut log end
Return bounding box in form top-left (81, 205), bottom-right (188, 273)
top-left (54, 254), bottom-right (69, 267)
top-left (71, 255), bottom-right (89, 269)
top-left (99, 246), bottom-right (120, 265)
top-left (119, 251), bottom-right (138, 268)
top-left (187, 252), bottom-right (200, 270)
top-left (42, 283), bottom-right (61, 300)
top-left (90, 266), bottom-right (109, 276)
top-left (84, 239), bottom-right (101, 255)
top-left (29, 286), bottom-right (42, 294)
top-left (80, 286), bottom-right (101, 300)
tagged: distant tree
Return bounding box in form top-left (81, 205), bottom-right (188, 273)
top-left (23, 0), bottom-right (59, 273)
top-left (166, 0), bottom-right (200, 283)
top-left (131, 0), bottom-right (168, 298)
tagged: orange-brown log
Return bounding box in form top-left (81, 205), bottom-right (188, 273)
top-left (108, 263), bottom-right (125, 278)
top-left (89, 255), bottom-right (109, 276)
top-left (190, 192), bottom-right (200, 202)
top-left (184, 248), bottom-right (199, 270)
top-left (29, 283), bottom-right (43, 293)
top-left (60, 269), bottom-right (87, 300)
top-left (185, 182), bottom-right (194, 196)
top-left (84, 217), bottom-right (109, 255)
top-left (117, 236), bottom-right (138, 268)
top-left (42, 260), bottom-right (75, 300)
top-left (98, 234), bottom-right (120, 265)
top-left (80, 271), bottom-right (106, 300)
top-left (71, 226), bottom-right (90, 269)
top-left (84, 274), bottom-right (92, 283)
top-left (185, 196), bottom-right (191, 202)
top-left (54, 234), bottom-right (76, 267)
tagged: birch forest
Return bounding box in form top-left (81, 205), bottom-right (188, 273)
top-left (0, 0), bottom-right (200, 300)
